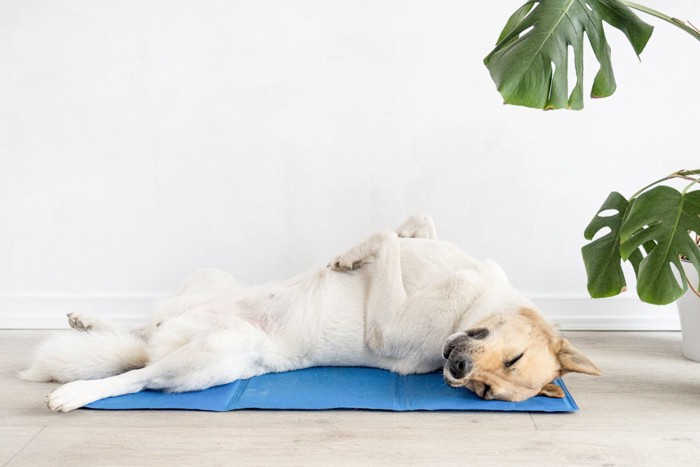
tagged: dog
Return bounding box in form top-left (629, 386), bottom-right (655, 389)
top-left (21, 214), bottom-right (600, 411)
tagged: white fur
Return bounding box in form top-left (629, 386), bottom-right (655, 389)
top-left (18, 330), bottom-right (147, 383)
top-left (21, 215), bottom-right (538, 412)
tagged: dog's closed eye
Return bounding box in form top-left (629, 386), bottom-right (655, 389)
top-left (504, 352), bottom-right (524, 368)
top-left (466, 328), bottom-right (489, 340)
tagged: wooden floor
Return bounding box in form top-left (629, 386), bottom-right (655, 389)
top-left (2, 331), bottom-right (700, 466)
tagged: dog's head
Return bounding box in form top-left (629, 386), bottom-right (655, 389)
top-left (442, 308), bottom-right (600, 401)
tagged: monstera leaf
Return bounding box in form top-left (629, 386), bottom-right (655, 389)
top-left (484, 0), bottom-right (654, 110)
top-left (582, 192), bottom-right (630, 297)
top-left (582, 192), bottom-right (641, 297)
top-left (619, 186), bottom-right (700, 305)
top-left (582, 192), bottom-right (659, 298)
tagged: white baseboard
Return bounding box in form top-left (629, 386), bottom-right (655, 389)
top-left (0, 292), bottom-right (680, 331)
top-left (530, 293), bottom-right (679, 331)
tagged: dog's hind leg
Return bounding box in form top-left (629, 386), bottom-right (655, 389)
top-left (66, 312), bottom-right (129, 333)
top-left (46, 318), bottom-right (286, 412)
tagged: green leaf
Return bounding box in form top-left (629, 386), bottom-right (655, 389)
top-left (484, 0), bottom-right (654, 110)
top-left (619, 187), bottom-right (700, 305)
top-left (582, 192), bottom-right (632, 297)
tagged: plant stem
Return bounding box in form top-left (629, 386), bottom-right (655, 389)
top-left (622, 1), bottom-right (700, 42)
top-left (682, 177), bottom-right (700, 194)
top-left (687, 277), bottom-right (700, 299)
top-left (630, 169), bottom-right (700, 200)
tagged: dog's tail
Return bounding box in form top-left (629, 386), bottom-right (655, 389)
top-left (19, 330), bottom-right (148, 383)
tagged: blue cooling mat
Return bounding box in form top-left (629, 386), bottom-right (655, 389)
top-left (86, 367), bottom-right (578, 412)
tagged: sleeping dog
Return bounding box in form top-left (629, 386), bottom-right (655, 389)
top-left (21, 215), bottom-right (600, 411)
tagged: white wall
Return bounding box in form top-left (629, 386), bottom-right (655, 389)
top-left (1, 0), bottom-right (698, 328)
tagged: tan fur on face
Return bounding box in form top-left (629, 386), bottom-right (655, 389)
top-left (444, 308), bottom-right (600, 402)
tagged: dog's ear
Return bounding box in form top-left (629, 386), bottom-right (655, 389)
top-left (556, 339), bottom-right (601, 376)
top-left (538, 383), bottom-right (565, 399)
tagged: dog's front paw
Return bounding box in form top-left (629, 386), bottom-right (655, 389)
top-left (67, 312), bottom-right (93, 331)
top-left (47, 380), bottom-right (105, 412)
top-left (327, 230), bottom-right (398, 272)
top-left (327, 255), bottom-right (363, 272)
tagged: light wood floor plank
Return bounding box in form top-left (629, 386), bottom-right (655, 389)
top-left (7, 426), bottom-right (700, 467)
top-left (0, 426), bottom-right (44, 466)
top-left (531, 391), bottom-right (700, 432)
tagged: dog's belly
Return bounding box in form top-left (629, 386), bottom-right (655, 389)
top-left (265, 269), bottom-right (372, 366)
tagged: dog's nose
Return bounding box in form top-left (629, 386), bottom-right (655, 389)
top-left (448, 356), bottom-right (472, 380)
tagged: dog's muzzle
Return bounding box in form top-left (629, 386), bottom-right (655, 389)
top-left (442, 332), bottom-right (473, 380)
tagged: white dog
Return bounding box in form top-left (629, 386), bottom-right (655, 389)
top-left (21, 215), bottom-right (599, 411)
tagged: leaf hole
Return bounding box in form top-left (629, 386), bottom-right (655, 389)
top-left (597, 209), bottom-right (619, 218)
top-left (591, 227), bottom-right (611, 242)
top-left (524, 3), bottom-right (540, 20)
top-left (548, 61), bottom-right (557, 101)
top-left (519, 25), bottom-right (534, 38)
